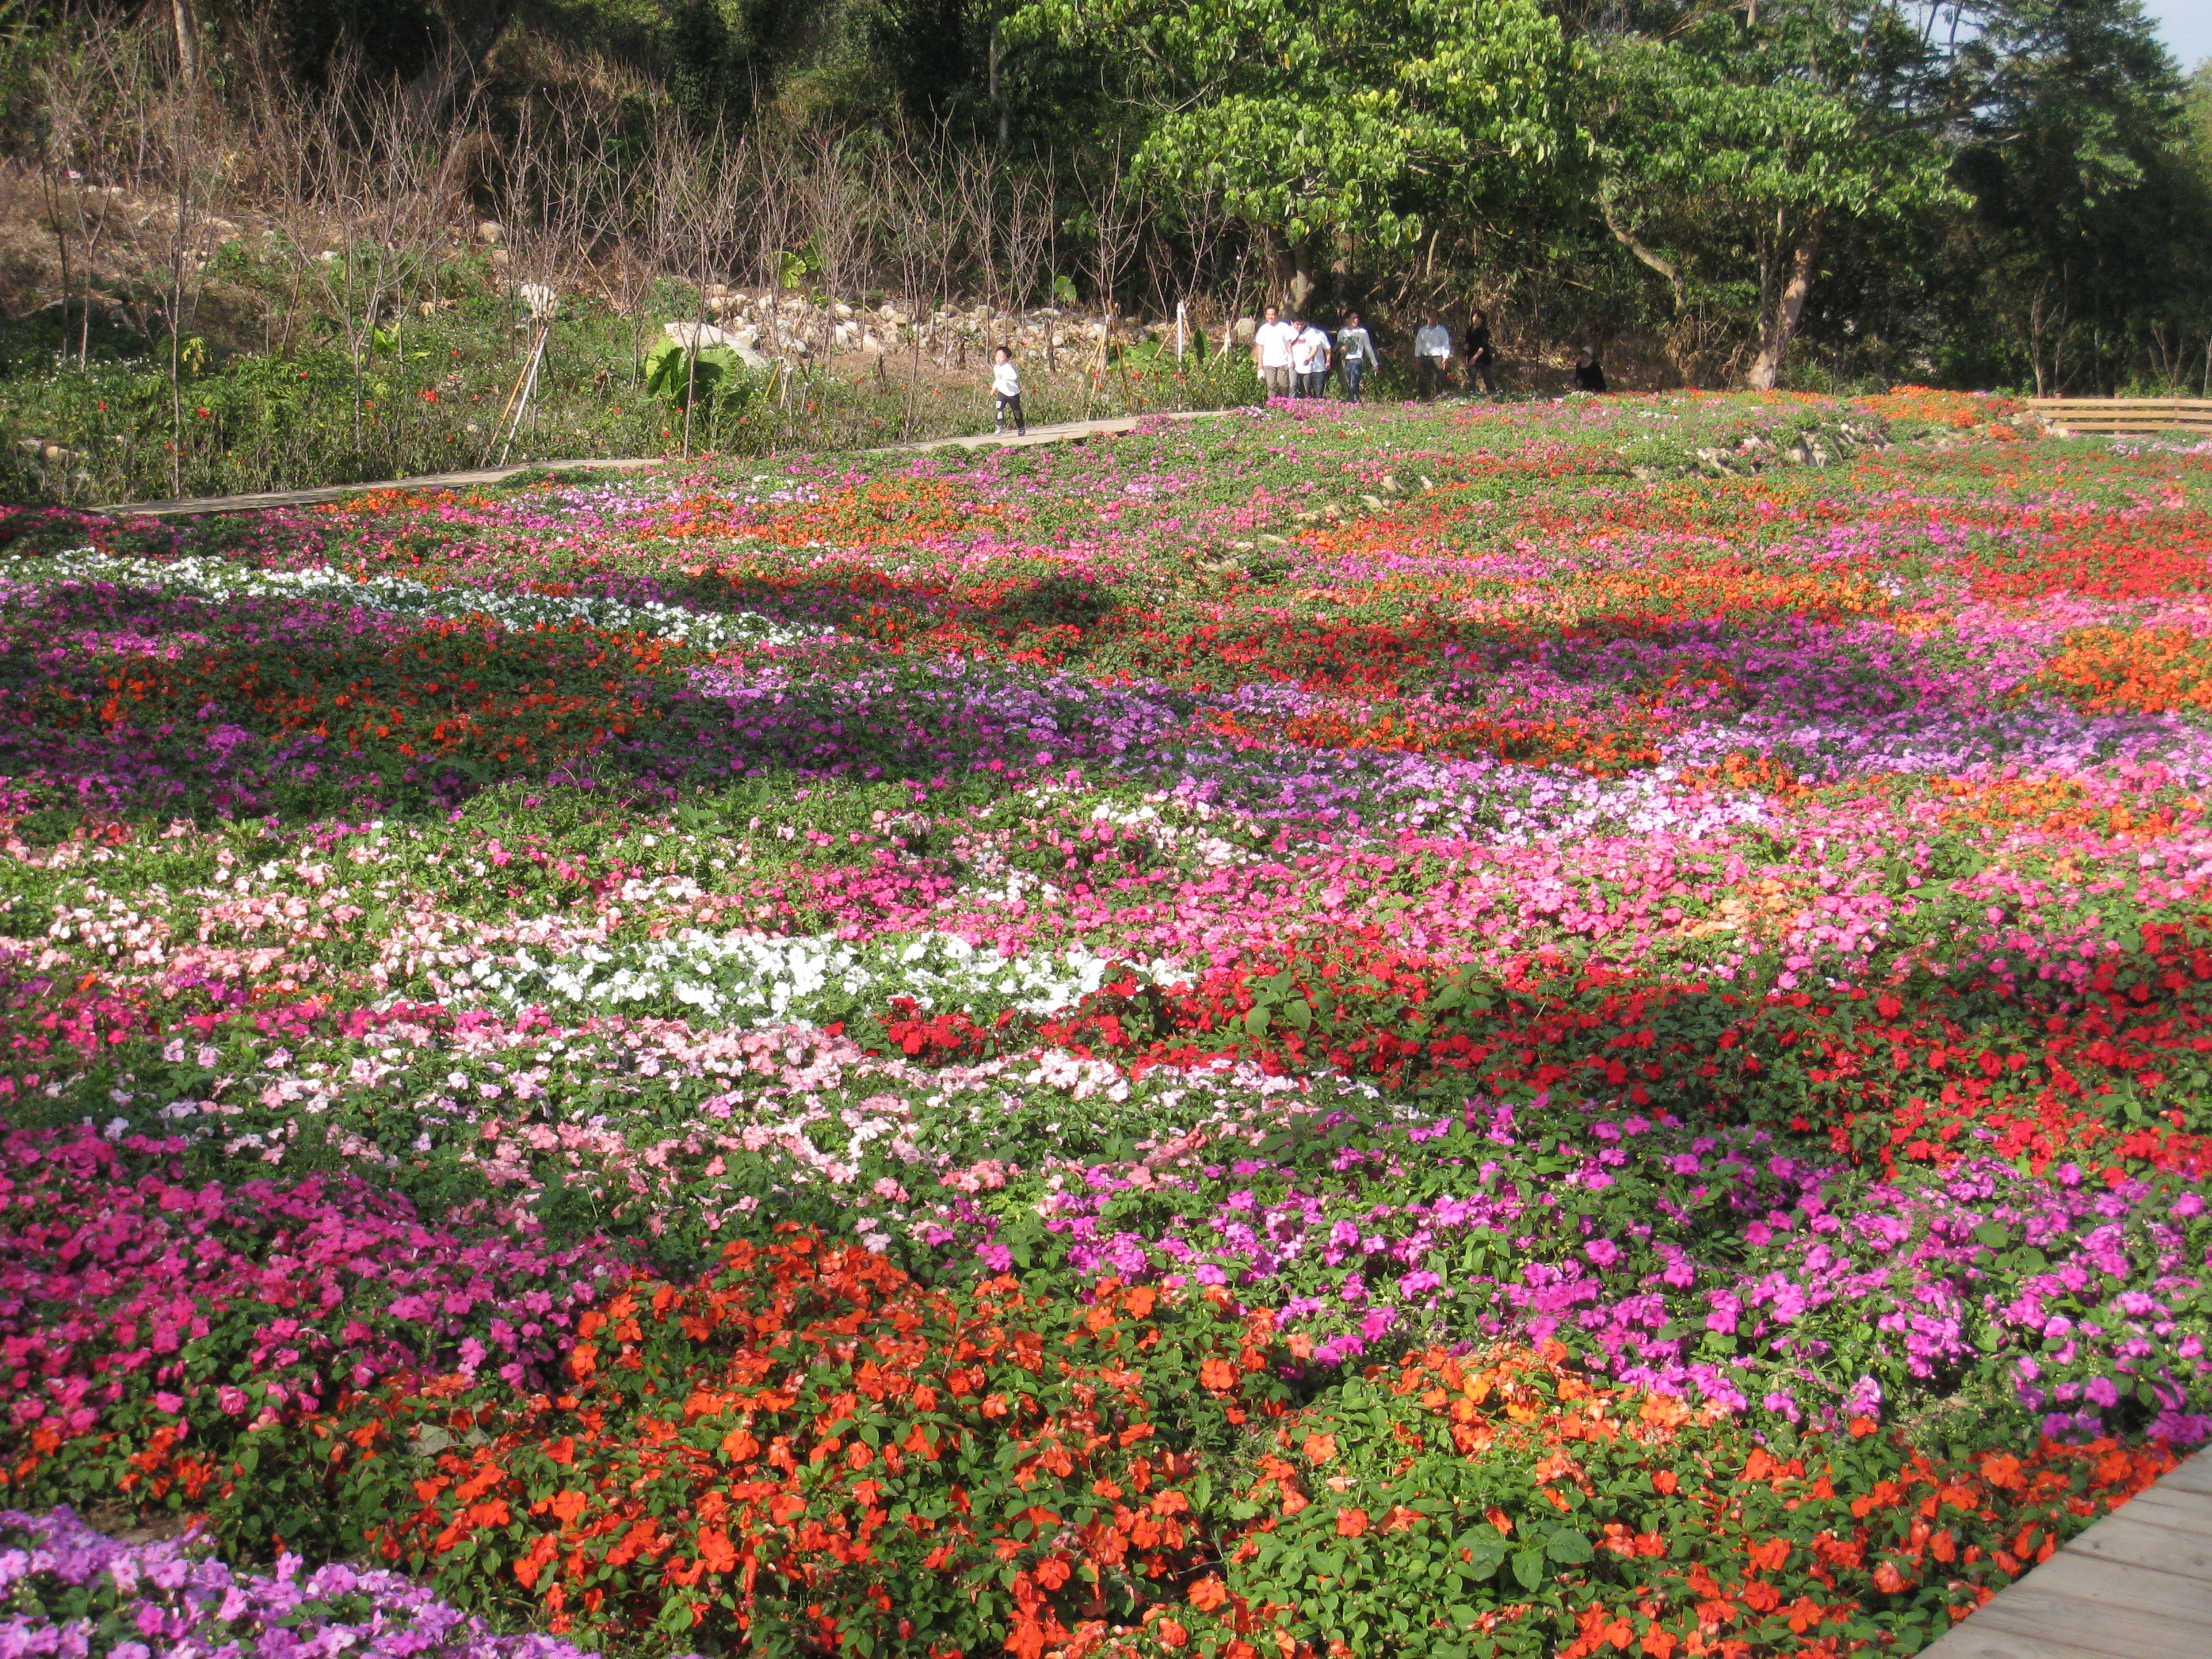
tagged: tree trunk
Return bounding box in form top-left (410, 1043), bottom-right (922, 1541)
top-left (1266, 229), bottom-right (1313, 313)
top-left (1599, 203), bottom-right (1686, 316)
top-left (171, 0), bottom-right (198, 86)
top-left (1744, 228), bottom-right (1818, 391)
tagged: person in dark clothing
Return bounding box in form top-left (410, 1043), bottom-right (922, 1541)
top-left (1463, 309), bottom-right (1498, 395)
top-left (1572, 346), bottom-right (1607, 394)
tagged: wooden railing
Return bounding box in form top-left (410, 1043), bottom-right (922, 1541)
top-left (2029, 398), bottom-right (2212, 436)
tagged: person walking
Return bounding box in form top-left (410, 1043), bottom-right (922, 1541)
top-left (991, 345), bottom-right (1027, 435)
top-left (1291, 316), bottom-right (1331, 397)
top-left (1335, 311), bottom-right (1379, 402)
top-left (1253, 304), bottom-right (1296, 401)
top-left (1413, 311), bottom-right (1453, 401)
top-left (1572, 345), bottom-right (1608, 393)
top-left (1464, 309), bottom-right (1498, 396)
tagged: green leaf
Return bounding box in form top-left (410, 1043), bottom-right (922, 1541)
top-left (1544, 1527), bottom-right (1593, 1564)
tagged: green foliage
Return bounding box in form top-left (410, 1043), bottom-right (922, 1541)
top-left (642, 337), bottom-right (751, 410)
top-left (1009, 0), bottom-right (1577, 289)
top-left (1589, 4), bottom-right (1961, 385)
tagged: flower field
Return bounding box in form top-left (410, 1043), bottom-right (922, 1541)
top-left (1, 390), bottom-right (2211, 1658)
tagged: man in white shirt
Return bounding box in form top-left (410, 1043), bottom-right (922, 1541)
top-left (1413, 311), bottom-right (1452, 401)
top-left (1290, 319), bottom-right (1331, 397)
top-left (1252, 304), bottom-right (1296, 400)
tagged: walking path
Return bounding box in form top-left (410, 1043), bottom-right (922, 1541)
top-left (1921, 1444), bottom-right (2212, 1659)
top-left (94, 412), bottom-right (1193, 519)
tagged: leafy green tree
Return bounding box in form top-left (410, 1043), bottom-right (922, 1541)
top-left (1950, 0), bottom-right (2204, 392)
top-left (1588, 3), bottom-right (1959, 388)
top-left (1007, 0), bottom-right (1576, 308)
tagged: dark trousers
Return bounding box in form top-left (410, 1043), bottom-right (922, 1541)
top-left (1341, 362), bottom-right (1366, 402)
top-left (1416, 356), bottom-right (1449, 400)
top-left (995, 392), bottom-right (1025, 435)
top-left (1471, 359), bottom-right (1497, 394)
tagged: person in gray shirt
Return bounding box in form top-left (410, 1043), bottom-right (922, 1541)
top-left (1335, 312), bottom-right (1379, 402)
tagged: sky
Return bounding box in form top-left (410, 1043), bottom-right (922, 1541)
top-left (2145, 0), bottom-right (2212, 73)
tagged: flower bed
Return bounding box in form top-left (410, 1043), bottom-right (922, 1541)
top-left (1, 392), bottom-right (2209, 1655)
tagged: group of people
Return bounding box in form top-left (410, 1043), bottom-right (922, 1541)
top-left (986, 303), bottom-right (1609, 433)
top-left (1252, 305), bottom-right (1385, 401)
top-left (1258, 303), bottom-right (1609, 402)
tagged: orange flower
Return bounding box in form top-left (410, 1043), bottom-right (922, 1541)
top-left (1302, 1432), bottom-right (1336, 1465)
top-left (1199, 1357), bottom-right (1237, 1391)
top-left (1979, 1453), bottom-right (2023, 1490)
top-left (695, 1526), bottom-right (738, 1574)
top-left (1188, 1575), bottom-right (1229, 1611)
top-left (1155, 1619), bottom-right (1189, 1648)
top-left (1745, 1537), bottom-right (1788, 1572)
top-left (1336, 1508), bottom-right (1369, 1537)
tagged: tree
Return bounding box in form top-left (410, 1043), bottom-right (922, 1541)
top-left (1949, 0), bottom-right (2204, 393)
top-left (1006, 0), bottom-right (1576, 309)
top-left (1589, 3), bottom-right (1959, 388)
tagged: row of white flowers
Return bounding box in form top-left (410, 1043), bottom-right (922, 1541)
top-left (33, 548), bottom-right (829, 650)
top-left (459, 927), bottom-right (1181, 1025)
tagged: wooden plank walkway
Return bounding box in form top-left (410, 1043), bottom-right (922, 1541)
top-left (1921, 1445), bottom-right (2212, 1659)
top-left (93, 411), bottom-right (1213, 519)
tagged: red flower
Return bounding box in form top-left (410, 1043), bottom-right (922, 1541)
top-left (1336, 1507), bottom-right (1369, 1537)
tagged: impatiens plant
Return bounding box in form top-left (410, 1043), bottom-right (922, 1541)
top-left (1, 392), bottom-right (2209, 1658)
top-left (0, 1127), bottom-right (628, 1524)
top-left (1186, 1342), bottom-right (2177, 1658)
top-left (0, 1504), bottom-right (623, 1659)
top-left (304, 1230), bottom-right (1291, 1656)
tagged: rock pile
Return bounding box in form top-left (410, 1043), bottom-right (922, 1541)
top-left (668, 286), bottom-right (1187, 369)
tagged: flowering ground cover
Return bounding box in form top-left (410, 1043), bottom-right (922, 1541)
top-left (1, 390), bottom-right (2211, 1657)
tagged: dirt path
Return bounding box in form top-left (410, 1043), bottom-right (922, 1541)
top-left (93, 412), bottom-right (1218, 518)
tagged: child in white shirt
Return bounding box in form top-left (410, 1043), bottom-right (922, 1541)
top-left (991, 346), bottom-right (1026, 436)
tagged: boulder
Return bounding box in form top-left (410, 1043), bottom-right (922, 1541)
top-left (1232, 316), bottom-right (1258, 346)
top-left (476, 221), bottom-right (504, 245)
top-left (665, 321), bottom-right (740, 351)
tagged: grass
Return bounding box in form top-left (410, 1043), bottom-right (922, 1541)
top-left (0, 243), bottom-right (1273, 504)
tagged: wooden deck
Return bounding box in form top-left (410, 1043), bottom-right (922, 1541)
top-left (2029, 397), bottom-right (2212, 437)
top-left (1921, 1446), bottom-right (2212, 1659)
